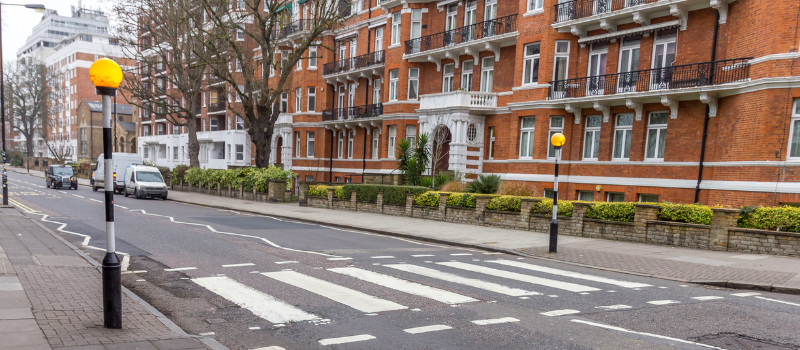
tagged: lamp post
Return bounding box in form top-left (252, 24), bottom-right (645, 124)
top-left (89, 58), bottom-right (124, 329)
top-left (1, 3), bottom-right (45, 206)
top-left (549, 132), bottom-right (566, 254)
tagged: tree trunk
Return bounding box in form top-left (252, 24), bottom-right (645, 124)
top-left (187, 118), bottom-right (200, 168)
top-left (251, 126), bottom-right (271, 168)
top-left (25, 134), bottom-right (33, 172)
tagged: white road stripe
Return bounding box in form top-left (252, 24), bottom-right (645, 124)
top-left (327, 257), bottom-right (352, 261)
top-left (71, 194), bottom-right (85, 198)
top-left (89, 198), bottom-right (102, 202)
top-left (274, 261), bottom-right (298, 264)
top-left (192, 276), bottom-right (318, 323)
top-left (318, 334), bottom-right (376, 346)
top-left (541, 309), bottom-right (580, 317)
top-left (385, 264), bottom-right (540, 297)
top-left (437, 262), bottom-right (600, 293)
top-left (471, 317), bottom-right (519, 325)
top-left (410, 254), bottom-right (436, 257)
top-left (262, 271), bottom-right (407, 313)
top-left (595, 304), bottom-right (632, 310)
top-left (328, 267), bottom-right (478, 304)
top-left (488, 260), bottom-right (652, 289)
top-left (692, 296), bottom-right (724, 301)
top-left (165, 267), bottom-right (196, 272)
top-left (572, 320), bottom-right (727, 349)
top-left (222, 263), bottom-right (256, 268)
top-left (403, 325), bottom-right (452, 334)
top-left (115, 205), bottom-right (129, 209)
top-left (371, 256), bottom-right (395, 259)
top-left (450, 253), bottom-right (473, 256)
top-left (755, 296), bottom-right (800, 307)
top-left (732, 292), bottom-right (761, 297)
top-left (647, 300), bottom-right (680, 305)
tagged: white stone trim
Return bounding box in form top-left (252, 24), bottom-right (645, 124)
top-left (748, 52), bottom-right (800, 65)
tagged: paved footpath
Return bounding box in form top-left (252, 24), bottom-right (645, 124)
top-left (10, 166), bottom-right (800, 294)
top-left (0, 204), bottom-right (220, 350)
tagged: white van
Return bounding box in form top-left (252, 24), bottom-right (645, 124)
top-left (92, 153), bottom-right (143, 193)
top-left (123, 165), bottom-right (168, 200)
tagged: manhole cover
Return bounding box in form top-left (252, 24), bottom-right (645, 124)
top-left (205, 318), bottom-right (227, 324)
top-left (699, 335), bottom-right (794, 350)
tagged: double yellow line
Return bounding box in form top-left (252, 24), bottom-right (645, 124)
top-left (7, 198), bottom-right (36, 213)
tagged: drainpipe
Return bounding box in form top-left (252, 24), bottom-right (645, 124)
top-left (694, 11), bottom-right (720, 203)
top-left (329, 128), bottom-right (334, 182)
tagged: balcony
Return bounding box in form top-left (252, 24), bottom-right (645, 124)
top-left (323, 51), bottom-right (385, 83)
top-left (554, 0), bottom-right (658, 24)
top-left (276, 19), bottom-right (314, 41)
top-left (208, 101), bottom-right (226, 114)
top-left (322, 103), bottom-right (383, 122)
top-left (404, 14), bottom-right (517, 65)
top-left (548, 58), bottom-right (751, 100)
top-left (419, 91), bottom-right (500, 113)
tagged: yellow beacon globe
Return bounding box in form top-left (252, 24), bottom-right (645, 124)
top-left (550, 132), bottom-right (566, 147)
top-left (89, 58), bottom-right (123, 89)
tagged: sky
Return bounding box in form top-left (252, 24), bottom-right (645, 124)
top-left (1, 0), bottom-right (106, 63)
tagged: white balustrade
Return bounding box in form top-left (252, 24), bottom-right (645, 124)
top-left (420, 91), bottom-right (498, 110)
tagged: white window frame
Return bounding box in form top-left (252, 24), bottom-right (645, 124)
top-left (790, 99), bottom-right (800, 159)
top-left (405, 125), bottom-right (417, 143)
top-left (612, 113), bottom-right (634, 161)
top-left (306, 131), bottom-right (315, 157)
top-left (583, 115), bottom-right (601, 161)
top-left (373, 79), bottom-right (382, 104)
top-left (309, 46), bottom-right (317, 68)
top-left (607, 192), bottom-right (625, 202)
top-left (488, 126), bottom-right (496, 159)
top-left (410, 9), bottom-right (422, 48)
top-left (210, 118), bottom-right (218, 131)
top-left (527, 0), bottom-right (544, 13)
top-left (295, 131), bottom-right (301, 157)
top-left (280, 92), bottom-right (288, 113)
top-left (639, 194), bottom-right (659, 203)
top-left (442, 64), bottom-right (454, 93)
top-left (295, 88), bottom-right (302, 113)
top-left (408, 68), bottom-right (419, 100)
top-left (388, 125), bottom-right (397, 158)
top-left (480, 57), bottom-right (494, 92)
top-left (347, 131), bottom-right (355, 159)
top-left (577, 190), bottom-right (594, 201)
top-left (236, 116), bottom-right (244, 130)
top-left (645, 111), bottom-right (668, 161)
top-left (391, 12), bottom-right (401, 46)
top-left (523, 42), bottom-right (540, 85)
top-left (236, 29), bottom-right (245, 41)
top-left (307, 87), bottom-right (316, 112)
top-left (547, 116), bottom-right (564, 159)
top-left (337, 131), bottom-right (344, 158)
top-left (519, 117), bottom-right (535, 158)
top-left (389, 69), bottom-right (399, 101)
top-left (372, 130), bottom-right (379, 159)
top-left (553, 41), bottom-right (570, 82)
top-left (235, 144), bottom-right (244, 161)
top-left (461, 60), bottom-right (473, 91)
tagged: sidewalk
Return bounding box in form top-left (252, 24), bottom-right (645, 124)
top-left (8, 166), bottom-right (800, 294)
top-left (0, 205), bottom-right (218, 350)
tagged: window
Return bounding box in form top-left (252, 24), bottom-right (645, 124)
top-left (235, 144), bottom-right (244, 161)
top-left (236, 116), bottom-right (244, 130)
top-left (173, 146), bottom-right (179, 160)
top-left (309, 46), bottom-right (317, 68)
top-left (607, 192), bottom-right (625, 202)
top-left (408, 68), bottom-right (419, 99)
top-left (210, 118), bottom-right (218, 131)
top-left (375, 28), bottom-right (384, 60)
top-left (157, 124), bottom-right (165, 135)
top-left (307, 87), bottom-right (316, 112)
top-left (295, 131), bottom-right (301, 157)
top-left (295, 88), bottom-right (302, 113)
top-left (388, 125), bottom-right (397, 158)
top-left (519, 117), bottom-right (535, 158)
top-left (389, 69), bottom-right (399, 101)
top-left (652, 28), bottom-right (677, 89)
top-left (552, 41), bottom-right (570, 98)
top-left (528, 0), bottom-right (543, 12)
top-left (391, 12), bottom-right (401, 46)
top-left (442, 64), bottom-right (454, 93)
top-left (373, 79), bottom-right (381, 104)
top-left (372, 130), bottom-right (379, 159)
top-left (347, 131), bottom-right (354, 159)
top-left (405, 125), bottom-right (417, 143)
top-left (227, 144), bottom-right (231, 160)
top-left (523, 43), bottom-right (540, 85)
top-left (236, 84), bottom-right (244, 102)
top-left (583, 116), bottom-right (601, 160)
top-left (480, 57), bottom-right (494, 92)
top-left (639, 194), bottom-right (659, 203)
top-left (588, 41), bottom-right (609, 95)
top-left (544, 189), bottom-right (554, 199)
top-left (646, 112), bottom-right (668, 160)
top-left (350, 37), bottom-right (357, 58)
top-left (578, 191), bottom-right (594, 201)
top-left (410, 10), bottom-right (422, 51)
top-left (173, 124), bottom-right (179, 135)
top-left (789, 99), bottom-right (800, 158)
top-left (618, 36), bottom-right (641, 93)
top-left (613, 113), bottom-right (633, 160)
top-left (306, 131), bottom-right (315, 157)
top-left (305, 175), bottom-right (314, 182)
top-left (461, 60), bottom-right (473, 91)
top-left (488, 127), bottom-right (496, 159)
top-left (280, 92), bottom-right (288, 113)
top-left (337, 131), bottom-right (344, 158)
top-left (236, 29), bottom-right (245, 41)
top-left (548, 116), bottom-right (564, 158)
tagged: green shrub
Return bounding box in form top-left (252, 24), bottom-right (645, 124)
top-left (333, 186), bottom-right (347, 199)
top-left (414, 191), bottom-right (442, 207)
top-left (658, 203), bottom-right (713, 225)
top-left (171, 164), bottom-right (189, 184)
top-left (486, 196), bottom-right (522, 212)
top-left (737, 206), bottom-right (800, 232)
top-left (586, 202), bottom-right (636, 222)
top-left (532, 198), bottom-right (573, 217)
top-left (184, 167), bottom-right (204, 186)
top-left (467, 174), bottom-right (502, 194)
top-left (380, 185), bottom-right (430, 205)
top-left (446, 193), bottom-right (476, 208)
top-left (308, 185), bottom-right (329, 197)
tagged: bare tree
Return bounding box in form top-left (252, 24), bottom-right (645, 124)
top-left (113, 0), bottom-right (212, 167)
top-left (44, 138), bottom-right (73, 164)
top-left (4, 58), bottom-right (56, 164)
top-left (194, 0), bottom-right (354, 167)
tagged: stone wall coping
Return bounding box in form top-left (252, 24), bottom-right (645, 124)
top-left (584, 218), bottom-right (635, 226)
top-left (485, 209), bottom-right (522, 215)
top-left (572, 202), bottom-right (591, 207)
top-left (308, 195), bottom-right (327, 198)
top-left (729, 227), bottom-right (800, 238)
top-left (530, 214), bottom-right (572, 220)
top-left (474, 195), bottom-right (496, 199)
top-left (634, 204), bottom-right (660, 209)
top-left (412, 205), bottom-right (439, 210)
top-left (712, 208), bottom-right (742, 213)
top-left (648, 220), bottom-right (710, 229)
top-left (520, 198), bottom-right (542, 203)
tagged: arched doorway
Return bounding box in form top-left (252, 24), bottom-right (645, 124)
top-left (275, 136), bottom-right (283, 165)
top-left (431, 125), bottom-right (451, 175)
top-left (130, 137), bottom-right (136, 153)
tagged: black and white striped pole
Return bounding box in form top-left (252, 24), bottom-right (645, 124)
top-left (549, 132), bottom-right (566, 254)
top-left (90, 58), bottom-right (124, 329)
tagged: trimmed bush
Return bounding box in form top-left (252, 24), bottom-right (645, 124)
top-left (486, 196), bottom-right (522, 212)
top-left (737, 206), bottom-right (800, 232)
top-left (307, 185), bottom-right (329, 197)
top-left (532, 198), bottom-right (573, 217)
top-left (586, 202), bottom-right (636, 222)
top-left (337, 184), bottom-right (430, 204)
top-left (414, 191), bottom-right (442, 207)
top-left (171, 164), bottom-right (189, 184)
top-left (658, 203), bottom-right (713, 225)
top-left (176, 166), bottom-right (295, 191)
top-left (446, 193), bottom-right (476, 208)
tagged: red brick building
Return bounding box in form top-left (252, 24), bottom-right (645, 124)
top-left (144, 0), bottom-right (800, 207)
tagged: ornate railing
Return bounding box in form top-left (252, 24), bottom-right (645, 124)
top-left (554, 0), bottom-right (659, 23)
top-left (323, 50), bottom-right (385, 76)
top-left (405, 14), bottom-right (517, 55)
top-left (322, 103), bottom-right (383, 121)
top-left (141, 115), bottom-right (152, 122)
top-left (419, 91), bottom-right (498, 109)
top-left (276, 19), bottom-right (314, 39)
top-left (208, 101), bottom-right (226, 113)
top-left (548, 58), bottom-right (752, 100)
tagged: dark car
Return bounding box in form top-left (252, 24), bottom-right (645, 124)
top-left (46, 165), bottom-right (78, 190)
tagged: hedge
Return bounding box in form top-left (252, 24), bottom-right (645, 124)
top-left (532, 199), bottom-right (574, 217)
top-left (447, 193), bottom-right (476, 208)
top-left (307, 185), bottom-right (343, 198)
top-left (738, 206), bottom-right (800, 232)
top-left (586, 202), bottom-right (636, 222)
top-left (486, 196), bottom-right (522, 212)
top-left (178, 166), bottom-right (295, 191)
top-left (415, 191), bottom-right (443, 207)
top-left (335, 184), bottom-right (430, 205)
top-left (657, 203), bottom-right (714, 225)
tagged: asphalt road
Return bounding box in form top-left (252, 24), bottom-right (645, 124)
top-left (5, 170), bottom-right (800, 350)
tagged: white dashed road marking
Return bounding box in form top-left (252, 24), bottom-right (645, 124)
top-left (471, 317), bottom-right (520, 325)
top-left (692, 296), bottom-right (724, 301)
top-left (541, 309), bottom-right (580, 317)
top-left (328, 267), bottom-right (478, 304)
top-left (164, 267), bottom-right (197, 272)
top-left (274, 261), bottom-right (298, 264)
top-left (371, 256), bottom-right (396, 259)
top-left (222, 263), bottom-right (256, 268)
top-left (647, 300), bottom-right (680, 305)
top-left (450, 253), bottom-right (473, 256)
top-left (89, 198), bottom-right (102, 202)
top-left (410, 254), bottom-right (435, 257)
top-left (732, 292), bottom-right (761, 297)
top-left (318, 334), bottom-right (376, 346)
top-left (755, 296), bottom-right (800, 307)
top-left (327, 257), bottom-right (352, 261)
top-left (488, 260), bottom-right (652, 289)
top-left (438, 262), bottom-right (601, 293)
top-left (595, 305), bottom-right (632, 310)
top-left (403, 325), bottom-right (452, 334)
top-left (572, 320), bottom-right (727, 349)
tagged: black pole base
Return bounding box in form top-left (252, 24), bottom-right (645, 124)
top-left (549, 219), bottom-right (559, 253)
top-left (102, 252), bottom-right (122, 329)
top-left (2, 186), bottom-right (8, 206)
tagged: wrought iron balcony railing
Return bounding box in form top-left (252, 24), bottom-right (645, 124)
top-left (208, 101), bottom-right (226, 113)
top-left (405, 14), bottom-right (517, 55)
top-left (323, 51), bottom-right (385, 76)
top-left (322, 103), bottom-right (383, 121)
top-left (276, 19), bottom-right (314, 39)
top-left (548, 58), bottom-right (752, 100)
top-left (554, 0), bottom-right (658, 24)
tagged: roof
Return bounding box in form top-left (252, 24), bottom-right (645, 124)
top-left (84, 101), bottom-right (133, 115)
top-left (119, 121), bottom-right (136, 132)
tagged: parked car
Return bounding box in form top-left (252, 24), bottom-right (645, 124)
top-left (46, 165), bottom-right (78, 190)
top-left (123, 165), bottom-right (168, 200)
top-left (92, 153), bottom-right (143, 193)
